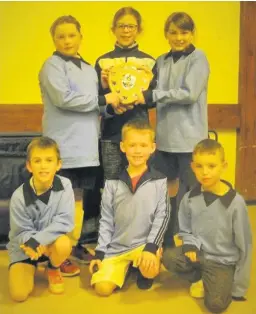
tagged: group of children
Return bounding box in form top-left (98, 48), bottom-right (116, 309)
top-left (6, 6), bottom-right (252, 314)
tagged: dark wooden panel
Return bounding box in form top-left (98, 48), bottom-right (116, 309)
top-left (0, 104), bottom-right (240, 133)
top-left (235, 2), bottom-right (256, 200)
top-left (149, 105), bottom-right (240, 130)
top-left (208, 104), bottom-right (240, 129)
top-left (0, 104), bottom-right (43, 132)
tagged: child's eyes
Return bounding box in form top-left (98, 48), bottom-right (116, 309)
top-left (208, 164), bottom-right (216, 169)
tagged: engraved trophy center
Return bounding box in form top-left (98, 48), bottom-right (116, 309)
top-left (121, 73), bottom-right (137, 90)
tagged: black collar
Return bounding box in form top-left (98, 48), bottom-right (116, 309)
top-left (164, 44), bottom-right (195, 62)
top-left (114, 42), bottom-right (139, 53)
top-left (189, 180), bottom-right (236, 208)
top-left (23, 175), bottom-right (64, 207)
top-left (53, 51), bottom-right (90, 69)
top-left (117, 166), bottom-right (166, 193)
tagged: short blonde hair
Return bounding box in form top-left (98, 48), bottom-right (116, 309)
top-left (121, 120), bottom-right (155, 142)
top-left (193, 139), bottom-right (225, 161)
top-left (27, 137), bottom-right (61, 161)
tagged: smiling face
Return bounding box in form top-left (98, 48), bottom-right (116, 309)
top-left (191, 150), bottom-right (227, 191)
top-left (165, 22), bottom-right (193, 51)
top-left (26, 147), bottom-right (62, 191)
top-left (53, 23), bottom-right (82, 57)
top-left (112, 14), bottom-right (139, 48)
top-left (120, 129), bottom-right (156, 169)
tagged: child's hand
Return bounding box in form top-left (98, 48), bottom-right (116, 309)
top-left (101, 69), bottom-right (110, 89)
top-left (134, 91), bottom-right (146, 105)
top-left (184, 251), bottom-right (197, 262)
top-left (133, 252), bottom-right (142, 268)
top-left (114, 105), bottom-right (128, 115)
top-left (140, 251), bottom-right (158, 273)
top-left (89, 259), bottom-right (102, 274)
top-left (105, 92), bottom-right (120, 108)
top-left (20, 244), bottom-right (39, 260)
top-left (36, 245), bottom-right (47, 257)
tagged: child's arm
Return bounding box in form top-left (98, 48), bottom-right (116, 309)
top-left (39, 59), bottom-right (99, 113)
top-left (144, 179), bottom-right (171, 255)
top-left (9, 191), bottom-right (37, 245)
top-left (145, 51), bottom-right (209, 105)
top-left (93, 180), bottom-right (115, 261)
top-left (28, 180), bottom-right (75, 246)
top-left (178, 193), bottom-right (202, 254)
top-left (232, 198), bottom-right (252, 298)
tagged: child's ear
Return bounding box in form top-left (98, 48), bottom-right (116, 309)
top-left (223, 160), bottom-right (228, 170)
top-left (190, 161), bottom-right (195, 173)
top-left (151, 143), bottom-right (156, 154)
top-left (57, 159), bottom-right (62, 172)
top-left (120, 141), bottom-right (125, 153)
top-left (26, 161), bottom-right (32, 173)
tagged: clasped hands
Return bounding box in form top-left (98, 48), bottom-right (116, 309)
top-left (20, 244), bottom-right (47, 260)
top-left (102, 68), bottom-right (146, 115)
top-left (89, 249), bottom-right (162, 276)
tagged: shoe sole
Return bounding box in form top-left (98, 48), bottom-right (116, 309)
top-left (69, 255), bottom-right (92, 265)
top-left (49, 286), bottom-right (65, 294)
top-left (60, 270), bottom-right (80, 277)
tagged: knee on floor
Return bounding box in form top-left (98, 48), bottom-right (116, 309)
top-left (10, 288), bottom-right (31, 302)
top-left (205, 297), bottom-right (229, 313)
top-left (94, 282), bottom-right (116, 297)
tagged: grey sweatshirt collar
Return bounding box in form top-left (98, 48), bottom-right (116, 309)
top-left (189, 180), bottom-right (236, 208)
top-left (23, 175), bottom-right (64, 206)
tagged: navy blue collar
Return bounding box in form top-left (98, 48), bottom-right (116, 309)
top-left (189, 180), bottom-right (236, 208)
top-left (117, 166), bottom-right (166, 194)
top-left (164, 44), bottom-right (195, 62)
top-left (23, 175), bottom-right (64, 206)
top-left (53, 51), bottom-right (90, 69)
top-left (114, 42), bottom-right (139, 53)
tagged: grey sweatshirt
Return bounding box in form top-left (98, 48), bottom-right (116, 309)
top-left (95, 167), bottom-right (171, 260)
top-left (7, 176), bottom-right (75, 264)
top-left (179, 182), bottom-right (252, 297)
top-left (154, 47), bottom-right (210, 152)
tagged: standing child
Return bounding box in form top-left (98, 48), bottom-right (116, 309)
top-left (7, 137), bottom-right (75, 301)
top-left (39, 15), bottom-right (119, 271)
top-left (95, 7), bottom-right (157, 180)
top-left (162, 139), bottom-right (252, 313)
top-left (89, 120), bottom-right (170, 296)
top-left (142, 12), bottom-right (210, 247)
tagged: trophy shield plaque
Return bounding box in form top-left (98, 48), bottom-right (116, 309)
top-left (108, 63), bottom-right (153, 105)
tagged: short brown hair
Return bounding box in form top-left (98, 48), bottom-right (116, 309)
top-left (27, 137), bottom-right (61, 161)
top-left (193, 139), bottom-right (225, 161)
top-left (121, 120), bottom-right (155, 141)
top-left (50, 15), bottom-right (81, 37)
top-left (112, 7), bottom-right (142, 33)
top-left (164, 12), bottom-right (195, 35)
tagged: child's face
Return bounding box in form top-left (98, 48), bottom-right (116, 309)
top-left (191, 151), bottom-right (227, 190)
top-left (113, 14), bottom-right (139, 47)
top-left (165, 22), bottom-right (193, 51)
top-left (120, 130), bottom-right (156, 169)
top-left (26, 147), bottom-right (62, 186)
top-left (53, 23), bottom-right (82, 57)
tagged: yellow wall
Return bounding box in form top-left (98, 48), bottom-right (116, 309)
top-left (0, 1), bottom-right (239, 184)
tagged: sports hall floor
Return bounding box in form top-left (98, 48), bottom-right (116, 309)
top-left (0, 206), bottom-right (255, 314)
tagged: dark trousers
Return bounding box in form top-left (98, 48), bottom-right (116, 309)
top-left (162, 247), bottom-right (235, 313)
top-left (153, 152), bottom-right (198, 246)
